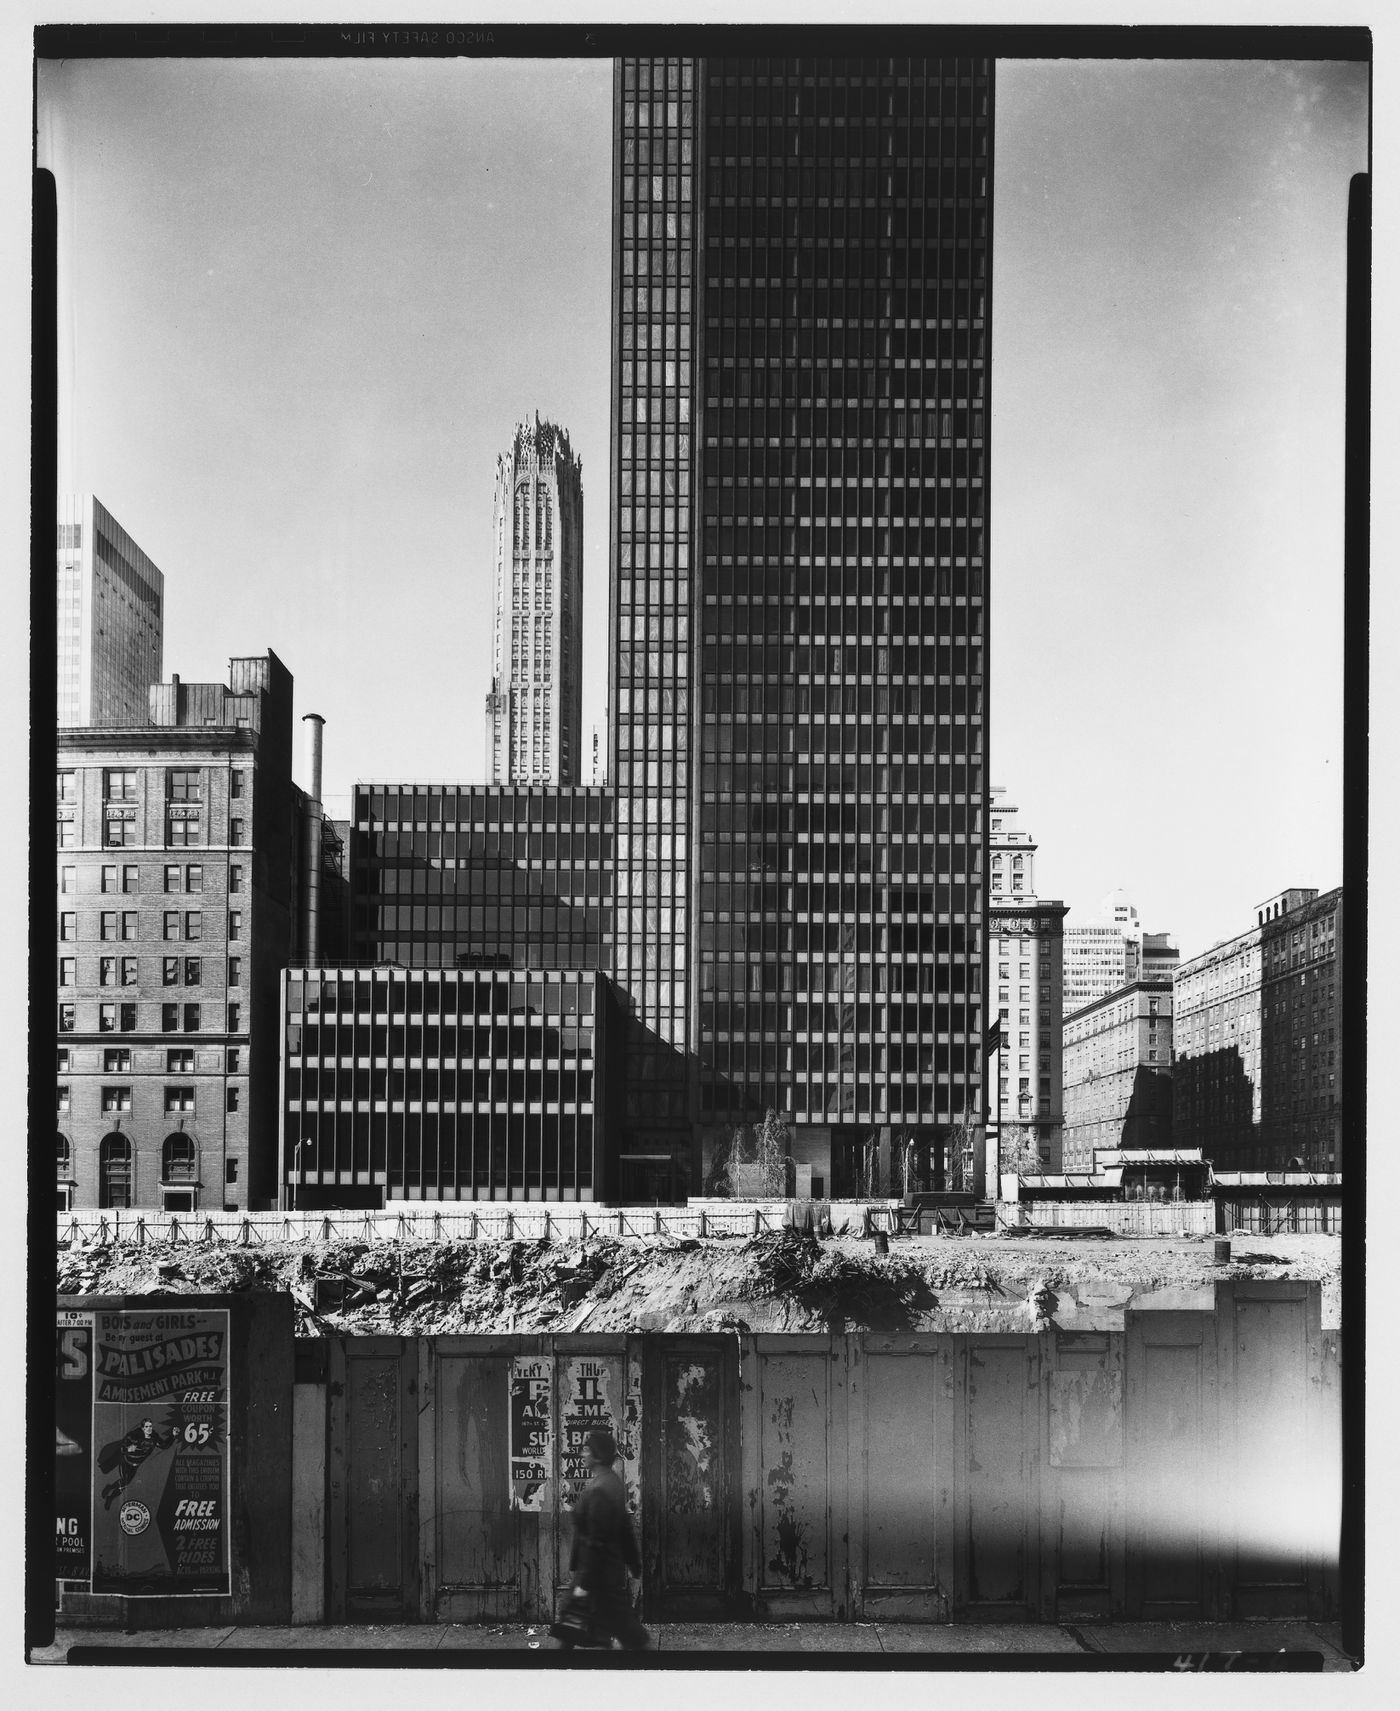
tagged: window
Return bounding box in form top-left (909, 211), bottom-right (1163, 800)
top-left (226, 1086), bottom-right (240, 1113)
top-left (163, 956), bottom-right (180, 986)
top-left (101, 1085), bottom-right (132, 1113)
top-left (227, 956), bottom-right (241, 987)
top-left (105, 815), bottom-right (135, 848)
top-left (123, 865), bottom-right (139, 893)
top-left (185, 911), bottom-right (202, 940)
top-left (229, 865), bottom-right (243, 894)
top-left (120, 1002), bottom-right (136, 1032)
top-left (60, 866), bottom-right (76, 894)
top-left (166, 1048), bottom-right (194, 1074)
top-left (101, 865), bottom-right (117, 893)
top-left (165, 864), bottom-right (182, 893)
top-left (59, 956), bottom-right (75, 987)
top-left (56, 1085), bottom-right (70, 1113)
top-left (185, 864), bottom-right (202, 893)
top-left (100, 911), bottom-right (117, 940)
top-left (57, 1048), bottom-right (69, 1073)
top-left (105, 770), bottom-right (137, 802)
top-left (226, 1048), bottom-right (240, 1074)
top-left (228, 911), bottom-right (241, 941)
top-left (57, 1132), bottom-right (71, 1178)
top-left (164, 1086), bottom-right (196, 1113)
top-left (58, 815), bottom-right (76, 849)
top-left (183, 1004), bottom-right (201, 1032)
top-left (227, 1003), bottom-right (241, 1032)
top-left (167, 769), bottom-right (201, 802)
top-left (163, 910), bottom-right (179, 940)
top-left (229, 818), bottom-right (245, 847)
top-left (167, 809), bottom-right (201, 848)
top-left (99, 1135), bottom-right (132, 1209)
top-left (100, 956), bottom-right (117, 987)
top-left (59, 1003), bottom-right (75, 1033)
top-left (57, 769), bottom-right (77, 803)
top-left (59, 911), bottom-right (76, 941)
top-left (104, 1048), bottom-right (130, 1073)
top-left (162, 1003), bottom-right (179, 1032)
top-left (225, 1158), bottom-right (238, 1185)
top-left (184, 957), bottom-right (201, 986)
top-left (230, 770), bottom-right (244, 799)
top-left (162, 1133), bottom-right (196, 1182)
top-left (122, 911), bottom-right (138, 940)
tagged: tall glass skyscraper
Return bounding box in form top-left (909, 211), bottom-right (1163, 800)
top-left (611, 55), bottom-right (992, 1198)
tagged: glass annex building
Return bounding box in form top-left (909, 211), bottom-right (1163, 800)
top-left (614, 55), bottom-right (991, 1197)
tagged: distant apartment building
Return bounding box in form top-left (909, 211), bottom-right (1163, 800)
top-left (1141, 931), bottom-right (1179, 983)
top-left (1061, 979), bottom-right (1174, 1171)
top-left (988, 789), bottom-right (1067, 1170)
top-left (486, 417), bottom-right (585, 786)
top-left (56, 654), bottom-right (297, 1213)
top-left (57, 495), bottom-right (164, 727)
top-left (1173, 886), bottom-right (1342, 1171)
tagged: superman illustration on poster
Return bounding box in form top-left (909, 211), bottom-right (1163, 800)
top-left (86, 1308), bottom-right (231, 1596)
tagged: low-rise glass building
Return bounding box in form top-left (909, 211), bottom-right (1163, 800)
top-left (281, 965), bottom-right (619, 1206)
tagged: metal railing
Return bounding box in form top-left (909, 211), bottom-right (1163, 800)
top-left (56, 1202), bottom-right (893, 1249)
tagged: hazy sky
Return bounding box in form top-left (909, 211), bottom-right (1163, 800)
top-left (37, 52), bottom-right (1368, 963)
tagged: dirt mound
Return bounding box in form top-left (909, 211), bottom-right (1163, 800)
top-left (54, 1228), bottom-right (1342, 1334)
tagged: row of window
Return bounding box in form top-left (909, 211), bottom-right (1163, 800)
top-left (59, 1083), bottom-right (237, 1114)
top-left (58, 863), bottom-right (245, 895)
top-left (59, 815), bottom-right (246, 850)
top-left (58, 1046), bottom-right (240, 1074)
top-left (58, 1002), bottom-right (242, 1034)
top-left (59, 768), bottom-right (245, 803)
top-left (57, 954), bottom-right (241, 988)
top-left (57, 909), bottom-right (242, 945)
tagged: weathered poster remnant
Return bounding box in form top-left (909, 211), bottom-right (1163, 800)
top-left (88, 1308), bottom-right (231, 1596)
top-left (621, 1354), bottom-right (643, 1520)
top-left (509, 1356), bottom-right (553, 1510)
top-left (559, 1355), bottom-right (619, 1509)
top-left (55, 1311), bottom-right (95, 1580)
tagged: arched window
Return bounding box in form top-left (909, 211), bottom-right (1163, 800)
top-left (513, 483), bottom-right (529, 553)
top-left (57, 1132), bottom-right (71, 1176)
top-left (99, 1134), bottom-right (132, 1209)
top-left (162, 1133), bottom-right (196, 1183)
top-left (535, 486), bottom-right (552, 552)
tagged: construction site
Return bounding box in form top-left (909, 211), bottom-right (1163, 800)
top-left (56, 1216), bottom-right (1341, 1339)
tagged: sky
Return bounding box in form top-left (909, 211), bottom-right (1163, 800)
top-left (35, 49), bottom-right (1368, 965)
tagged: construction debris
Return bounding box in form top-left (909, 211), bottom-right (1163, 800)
top-left (53, 1227), bottom-right (1341, 1335)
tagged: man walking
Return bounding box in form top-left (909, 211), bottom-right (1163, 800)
top-left (559, 1427), bottom-right (650, 1651)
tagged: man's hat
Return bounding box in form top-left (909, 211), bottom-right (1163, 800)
top-left (586, 1428), bottom-right (618, 1465)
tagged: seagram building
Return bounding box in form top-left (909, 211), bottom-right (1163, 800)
top-left (610, 54), bottom-right (992, 1199)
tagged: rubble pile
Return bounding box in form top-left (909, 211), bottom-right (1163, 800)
top-left (55, 1225), bottom-right (1341, 1335)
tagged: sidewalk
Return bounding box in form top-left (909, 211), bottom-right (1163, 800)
top-left (31, 1619), bottom-right (1356, 1670)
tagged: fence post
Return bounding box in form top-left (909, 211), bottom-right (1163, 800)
top-left (580, 1210), bottom-right (589, 1243)
top-left (470, 1210), bottom-right (479, 1241)
top-left (505, 1211), bottom-right (514, 1241)
top-left (699, 1210), bottom-right (707, 1238)
top-left (617, 1209), bottom-right (625, 1237)
top-left (543, 1211), bottom-right (552, 1243)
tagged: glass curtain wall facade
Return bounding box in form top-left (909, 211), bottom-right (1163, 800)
top-left (610, 58), bottom-right (698, 1200)
top-left (282, 966), bottom-right (609, 1204)
top-left (350, 783), bottom-right (613, 972)
top-left (681, 55), bottom-right (992, 1191)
